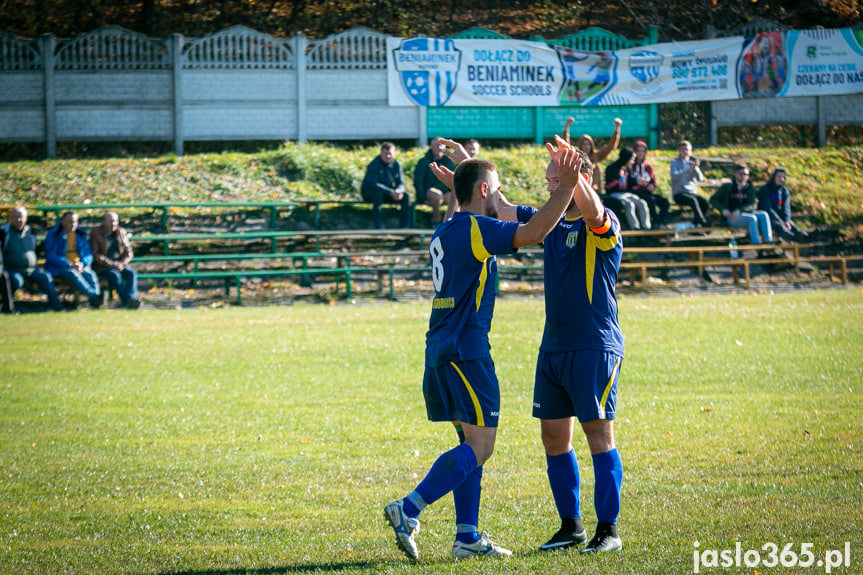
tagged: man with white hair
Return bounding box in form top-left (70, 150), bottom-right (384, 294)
top-left (0, 206), bottom-right (64, 311)
top-left (90, 211), bottom-right (140, 309)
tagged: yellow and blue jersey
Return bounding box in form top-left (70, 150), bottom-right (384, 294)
top-left (517, 206), bottom-right (624, 355)
top-left (424, 211), bottom-right (519, 367)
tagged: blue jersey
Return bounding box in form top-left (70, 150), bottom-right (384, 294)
top-left (517, 206), bottom-right (624, 355)
top-left (425, 211), bottom-right (519, 367)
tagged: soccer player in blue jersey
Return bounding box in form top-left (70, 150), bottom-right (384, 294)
top-left (496, 139), bottom-right (625, 554)
top-left (384, 139), bottom-right (583, 561)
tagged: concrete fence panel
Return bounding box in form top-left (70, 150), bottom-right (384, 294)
top-left (1, 24), bottom-right (860, 155)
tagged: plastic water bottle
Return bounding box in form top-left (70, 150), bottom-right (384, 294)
top-left (729, 238), bottom-right (739, 259)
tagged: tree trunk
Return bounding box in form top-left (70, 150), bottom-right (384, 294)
top-left (143, 0), bottom-right (156, 35)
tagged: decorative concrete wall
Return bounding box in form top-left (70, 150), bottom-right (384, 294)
top-left (1, 24), bottom-right (860, 156)
top-left (0, 26), bottom-right (422, 155)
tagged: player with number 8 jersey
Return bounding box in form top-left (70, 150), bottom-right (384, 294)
top-left (424, 213), bottom-right (516, 372)
top-left (384, 141), bottom-right (582, 561)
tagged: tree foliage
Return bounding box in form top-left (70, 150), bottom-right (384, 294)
top-left (0, 0), bottom-right (860, 40)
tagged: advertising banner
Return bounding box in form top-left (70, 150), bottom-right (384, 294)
top-left (386, 28), bottom-right (863, 107)
top-left (387, 37), bottom-right (564, 107)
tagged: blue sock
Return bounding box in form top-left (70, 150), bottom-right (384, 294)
top-left (414, 443), bottom-right (479, 509)
top-left (547, 448), bottom-right (581, 520)
top-left (592, 448), bottom-right (623, 525)
top-left (455, 523), bottom-right (481, 544)
top-left (452, 424), bottom-right (482, 534)
top-left (402, 492), bottom-right (425, 518)
top-left (453, 465), bottom-right (483, 532)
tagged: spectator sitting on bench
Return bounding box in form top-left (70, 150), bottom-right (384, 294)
top-left (44, 211), bottom-right (101, 308)
top-left (758, 167), bottom-right (810, 242)
top-left (90, 211), bottom-right (141, 309)
top-left (361, 142), bottom-right (411, 229)
top-left (670, 140), bottom-right (711, 227)
top-left (1, 206), bottom-right (64, 311)
top-left (604, 147), bottom-right (651, 230)
top-left (414, 137), bottom-right (456, 227)
top-left (710, 164), bottom-right (773, 245)
top-left (630, 140), bottom-right (670, 228)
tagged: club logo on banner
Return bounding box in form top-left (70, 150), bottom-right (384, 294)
top-left (393, 38), bottom-right (461, 106)
top-left (629, 50), bottom-right (664, 97)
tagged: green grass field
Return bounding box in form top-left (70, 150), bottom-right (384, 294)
top-left (2, 289), bottom-right (862, 574)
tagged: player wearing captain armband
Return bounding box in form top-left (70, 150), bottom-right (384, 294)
top-left (495, 134), bottom-right (626, 555)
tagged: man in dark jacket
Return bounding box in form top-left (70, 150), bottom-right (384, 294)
top-left (709, 164), bottom-right (772, 245)
top-left (1, 206), bottom-right (63, 311)
top-left (413, 137), bottom-right (456, 227)
top-left (361, 142), bottom-right (411, 229)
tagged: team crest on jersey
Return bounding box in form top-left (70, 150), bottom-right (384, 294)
top-left (393, 38), bottom-right (461, 106)
top-left (566, 230), bottom-right (579, 248)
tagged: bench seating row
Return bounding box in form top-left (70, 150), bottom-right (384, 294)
top-left (126, 242), bottom-right (857, 304)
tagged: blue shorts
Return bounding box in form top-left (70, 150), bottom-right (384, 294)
top-left (423, 358), bottom-right (500, 428)
top-left (532, 350), bottom-right (622, 422)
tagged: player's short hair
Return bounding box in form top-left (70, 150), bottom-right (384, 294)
top-left (380, 141), bottom-right (396, 152)
top-left (453, 158), bottom-right (496, 206)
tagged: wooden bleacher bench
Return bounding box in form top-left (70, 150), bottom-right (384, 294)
top-left (23, 202), bottom-right (852, 303)
top-left (137, 267), bottom-right (358, 304)
top-left (622, 226), bottom-right (747, 246)
top-left (37, 201), bottom-right (299, 231)
top-left (134, 248), bottom-right (431, 302)
top-left (299, 198), bottom-right (447, 229)
top-left (128, 248), bottom-right (863, 304)
top-left (128, 228), bottom-right (434, 255)
top-left (618, 243), bottom-right (834, 284)
top-left (298, 199), bottom-right (365, 229)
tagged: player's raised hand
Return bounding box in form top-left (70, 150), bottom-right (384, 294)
top-left (545, 134), bottom-right (574, 163)
top-left (557, 148), bottom-right (583, 189)
top-left (429, 162), bottom-right (455, 190)
top-left (436, 138), bottom-right (471, 164)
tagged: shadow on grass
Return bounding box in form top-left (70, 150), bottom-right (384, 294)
top-left (159, 559), bottom-right (410, 574)
top-left (158, 548), bottom-right (564, 574)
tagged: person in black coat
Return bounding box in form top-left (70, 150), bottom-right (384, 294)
top-left (758, 167), bottom-right (809, 242)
